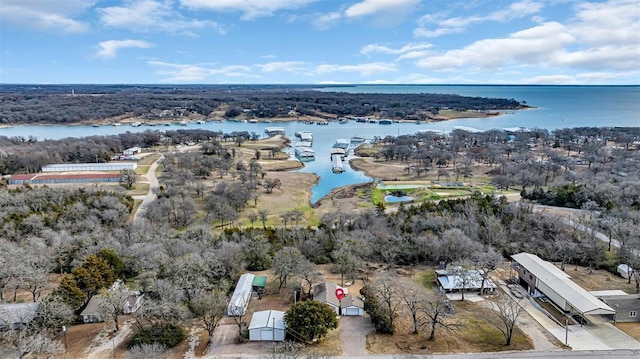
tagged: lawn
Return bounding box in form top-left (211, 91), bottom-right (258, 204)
top-left (616, 322), bottom-right (640, 341)
top-left (366, 299), bottom-right (533, 354)
top-left (416, 270), bottom-right (436, 289)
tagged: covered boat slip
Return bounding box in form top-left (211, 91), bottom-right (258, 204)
top-left (512, 253), bottom-right (616, 317)
top-left (294, 146), bottom-right (315, 161)
top-left (331, 154), bottom-right (344, 173)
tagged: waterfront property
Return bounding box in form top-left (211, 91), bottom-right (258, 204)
top-left (41, 162), bottom-right (137, 172)
top-left (511, 252), bottom-right (616, 319)
top-left (332, 139), bottom-right (350, 155)
top-left (248, 310), bottom-right (286, 341)
top-left (9, 173), bottom-right (123, 185)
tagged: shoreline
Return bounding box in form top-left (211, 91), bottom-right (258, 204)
top-left (0, 108), bottom-right (527, 129)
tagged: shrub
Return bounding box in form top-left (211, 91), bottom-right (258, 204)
top-left (128, 325), bottom-right (186, 349)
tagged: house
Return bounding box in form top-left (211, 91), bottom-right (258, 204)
top-left (248, 310), bottom-right (286, 341)
top-left (512, 252), bottom-right (615, 319)
top-left (0, 302), bottom-right (39, 330)
top-left (80, 291), bottom-right (144, 323)
top-left (313, 282), bottom-right (363, 316)
top-left (313, 282), bottom-right (341, 315)
top-left (617, 264), bottom-right (634, 280)
top-left (123, 147), bottom-right (142, 156)
top-left (591, 291), bottom-right (640, 323)
top-left (227, 273), bottom-right (255, 316)
top-left (435, 267), bottom-right (497, 294)
top-left (340, 294), bottom-right (365, 316)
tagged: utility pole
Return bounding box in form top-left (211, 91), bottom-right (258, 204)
top-left (565, 319), bottom-right (569, 346)
top-left (63, 326), bottom-right (67, 358)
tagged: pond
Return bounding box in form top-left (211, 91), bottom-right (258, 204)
top-left (384, 195), bottom-right (414, 203)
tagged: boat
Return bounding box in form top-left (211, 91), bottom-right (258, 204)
top-left (350, 136), bottom-right (365, 143)
top-left (248, 119), bottom-right (258, 123)
top-left (294, 146), bottom-right (315, 161)
top-left (368, 119), bottom-right (378, 124)
top-left (92, 124), bottom-right (100, 127)
top-left (196, 120), bottom-right (206, 124)
top-left (111, 123), bottom-right (121, 127)
top-left (295, 131), bottom-right (313, 138)
top-left (317, 122), bottom-right (329, 126)
top-left (179, 120), bottom-right (188, 126)
top-left (379, 119), bottom-right (393, 125)
top-left (331, 154), bottom-right (344, 173)
top-left (338, 118), bottom-right (349, 124)
top-left (131, 122), bottom-right (142, 127)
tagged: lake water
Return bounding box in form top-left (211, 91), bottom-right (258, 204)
top-left (1, 85), bottom-right (638, 203)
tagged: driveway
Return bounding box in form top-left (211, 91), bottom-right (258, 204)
top-left (339, 315), bottom-right (373, 356)
top-left (132, 154), bottom-right (163, 224)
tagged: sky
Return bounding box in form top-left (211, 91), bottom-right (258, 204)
top-left (0, 0), bottom-right (639, 85)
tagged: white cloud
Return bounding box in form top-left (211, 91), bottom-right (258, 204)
top-left (417, 22), bottom-right (575, 70)
top-left (97, 39), bottom-right (153, 58)
top-left (148, 61), bottom-right (257, 81)
top-left (345, 0), bottom-right (419, 18)
top-left (315, 62), bottom-right (397, 76)
top-left (257, 61), bottom-right (310, 73)
top-left (415, 0), bottom-right (544, 38)
top-left (98, 0), bottom-right (223, 33)
top-left (415, 0), bottom-right (640, 77)
top-left (360, 43), bottom-right (432, 55)
top-left (313, 12), bottom-right (341, 30)
top-left (180, 0), bottom-right (315, 20)
top-left (0, 0), bottom-right (94, 33)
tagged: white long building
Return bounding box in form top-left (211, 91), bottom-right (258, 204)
top-left (42, 162), bottom-right (137, 172)
top-left (227, 273), bottom-right (255, 316)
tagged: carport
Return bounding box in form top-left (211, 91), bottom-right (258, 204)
top-left (512, 253), bottom-right (616, 324)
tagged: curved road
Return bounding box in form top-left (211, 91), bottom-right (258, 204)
top-left (132, 155), bottom-right (164, 225)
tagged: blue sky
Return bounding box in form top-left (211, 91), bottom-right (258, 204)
top-left (1, 0), bottom-right (638, 84)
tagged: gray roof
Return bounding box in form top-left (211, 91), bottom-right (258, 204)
top-left (313, 282), bottom-right (340, 307)
top-left (80, 295), bottom-right (104, 316)
top-left (512, 252), bottom-right (616, 315)
top-left (0, 302), bottom-right (39, 325)
top-left (596, 294), bottom-right (640, 312)
top-left (341, 294), bottom-right (364, 309)
top-left (248, 310), bottom-right (285, 330)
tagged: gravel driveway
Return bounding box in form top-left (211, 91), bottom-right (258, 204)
top-left (339, 315), bottom-right (374, 356)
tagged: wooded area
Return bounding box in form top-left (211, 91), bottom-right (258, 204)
top-left (1, 124), bottom-right (639, 357)
top-left (0, 85), bottom-right (525, 125)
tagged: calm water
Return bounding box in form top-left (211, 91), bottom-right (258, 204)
top-left (2, 85), bottom-right (638, 203)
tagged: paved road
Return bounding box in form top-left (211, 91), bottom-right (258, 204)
top-left (204, 349), bottom-right (640, 359)
top-left (132, 154), bottom-right (163, 224)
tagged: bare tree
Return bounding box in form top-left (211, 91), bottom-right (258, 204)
top-left (451, 265), bottom-right (475, 301)
top-left (258, 209), bottom-right (269, 228)
top-left (230, 294), bottom-right (250, 338)
top-left (98, 286), bottom-right (132, 332)
top-left (399, 280), bottom-right (427, 334)
top-left (296, 259), bottom-right (321, 299)
top-left (487, 295), bottom-right (524, 346)
top-left (190, 290), bottom-right (227, 344)
top-left (472, 248), bottom-right (502, 295)
top-left (419, 292), bottom-right (458, 341)
top-left (371, 271), bottom-right (403, 330)
top-left (272, 247), bottom-right (304, 293)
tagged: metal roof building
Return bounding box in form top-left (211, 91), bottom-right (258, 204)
top-left (227, 273), bottom-right (255, 316)
top-left (248, 310), bottom-right (286, 341)
top-left (42, 162), bottom-right (137, 172)
top-left (512, 252), bottom-right (615, 316)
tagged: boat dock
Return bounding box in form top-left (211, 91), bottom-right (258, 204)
top-left (331, 154), bottom-right (344, 173)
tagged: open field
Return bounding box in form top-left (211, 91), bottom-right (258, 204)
top-left (616, 323), bottom-right (640, 341)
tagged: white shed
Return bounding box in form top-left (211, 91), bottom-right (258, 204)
top-left (618, 264), bottom-right (634, 279)
top-left (248, 310), bottom-right (286, 341)
top-left (227, 273), bottom-right (255, 316)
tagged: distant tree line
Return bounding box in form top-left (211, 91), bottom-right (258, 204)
top-left (0, 85), bottom-right (526, 125)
